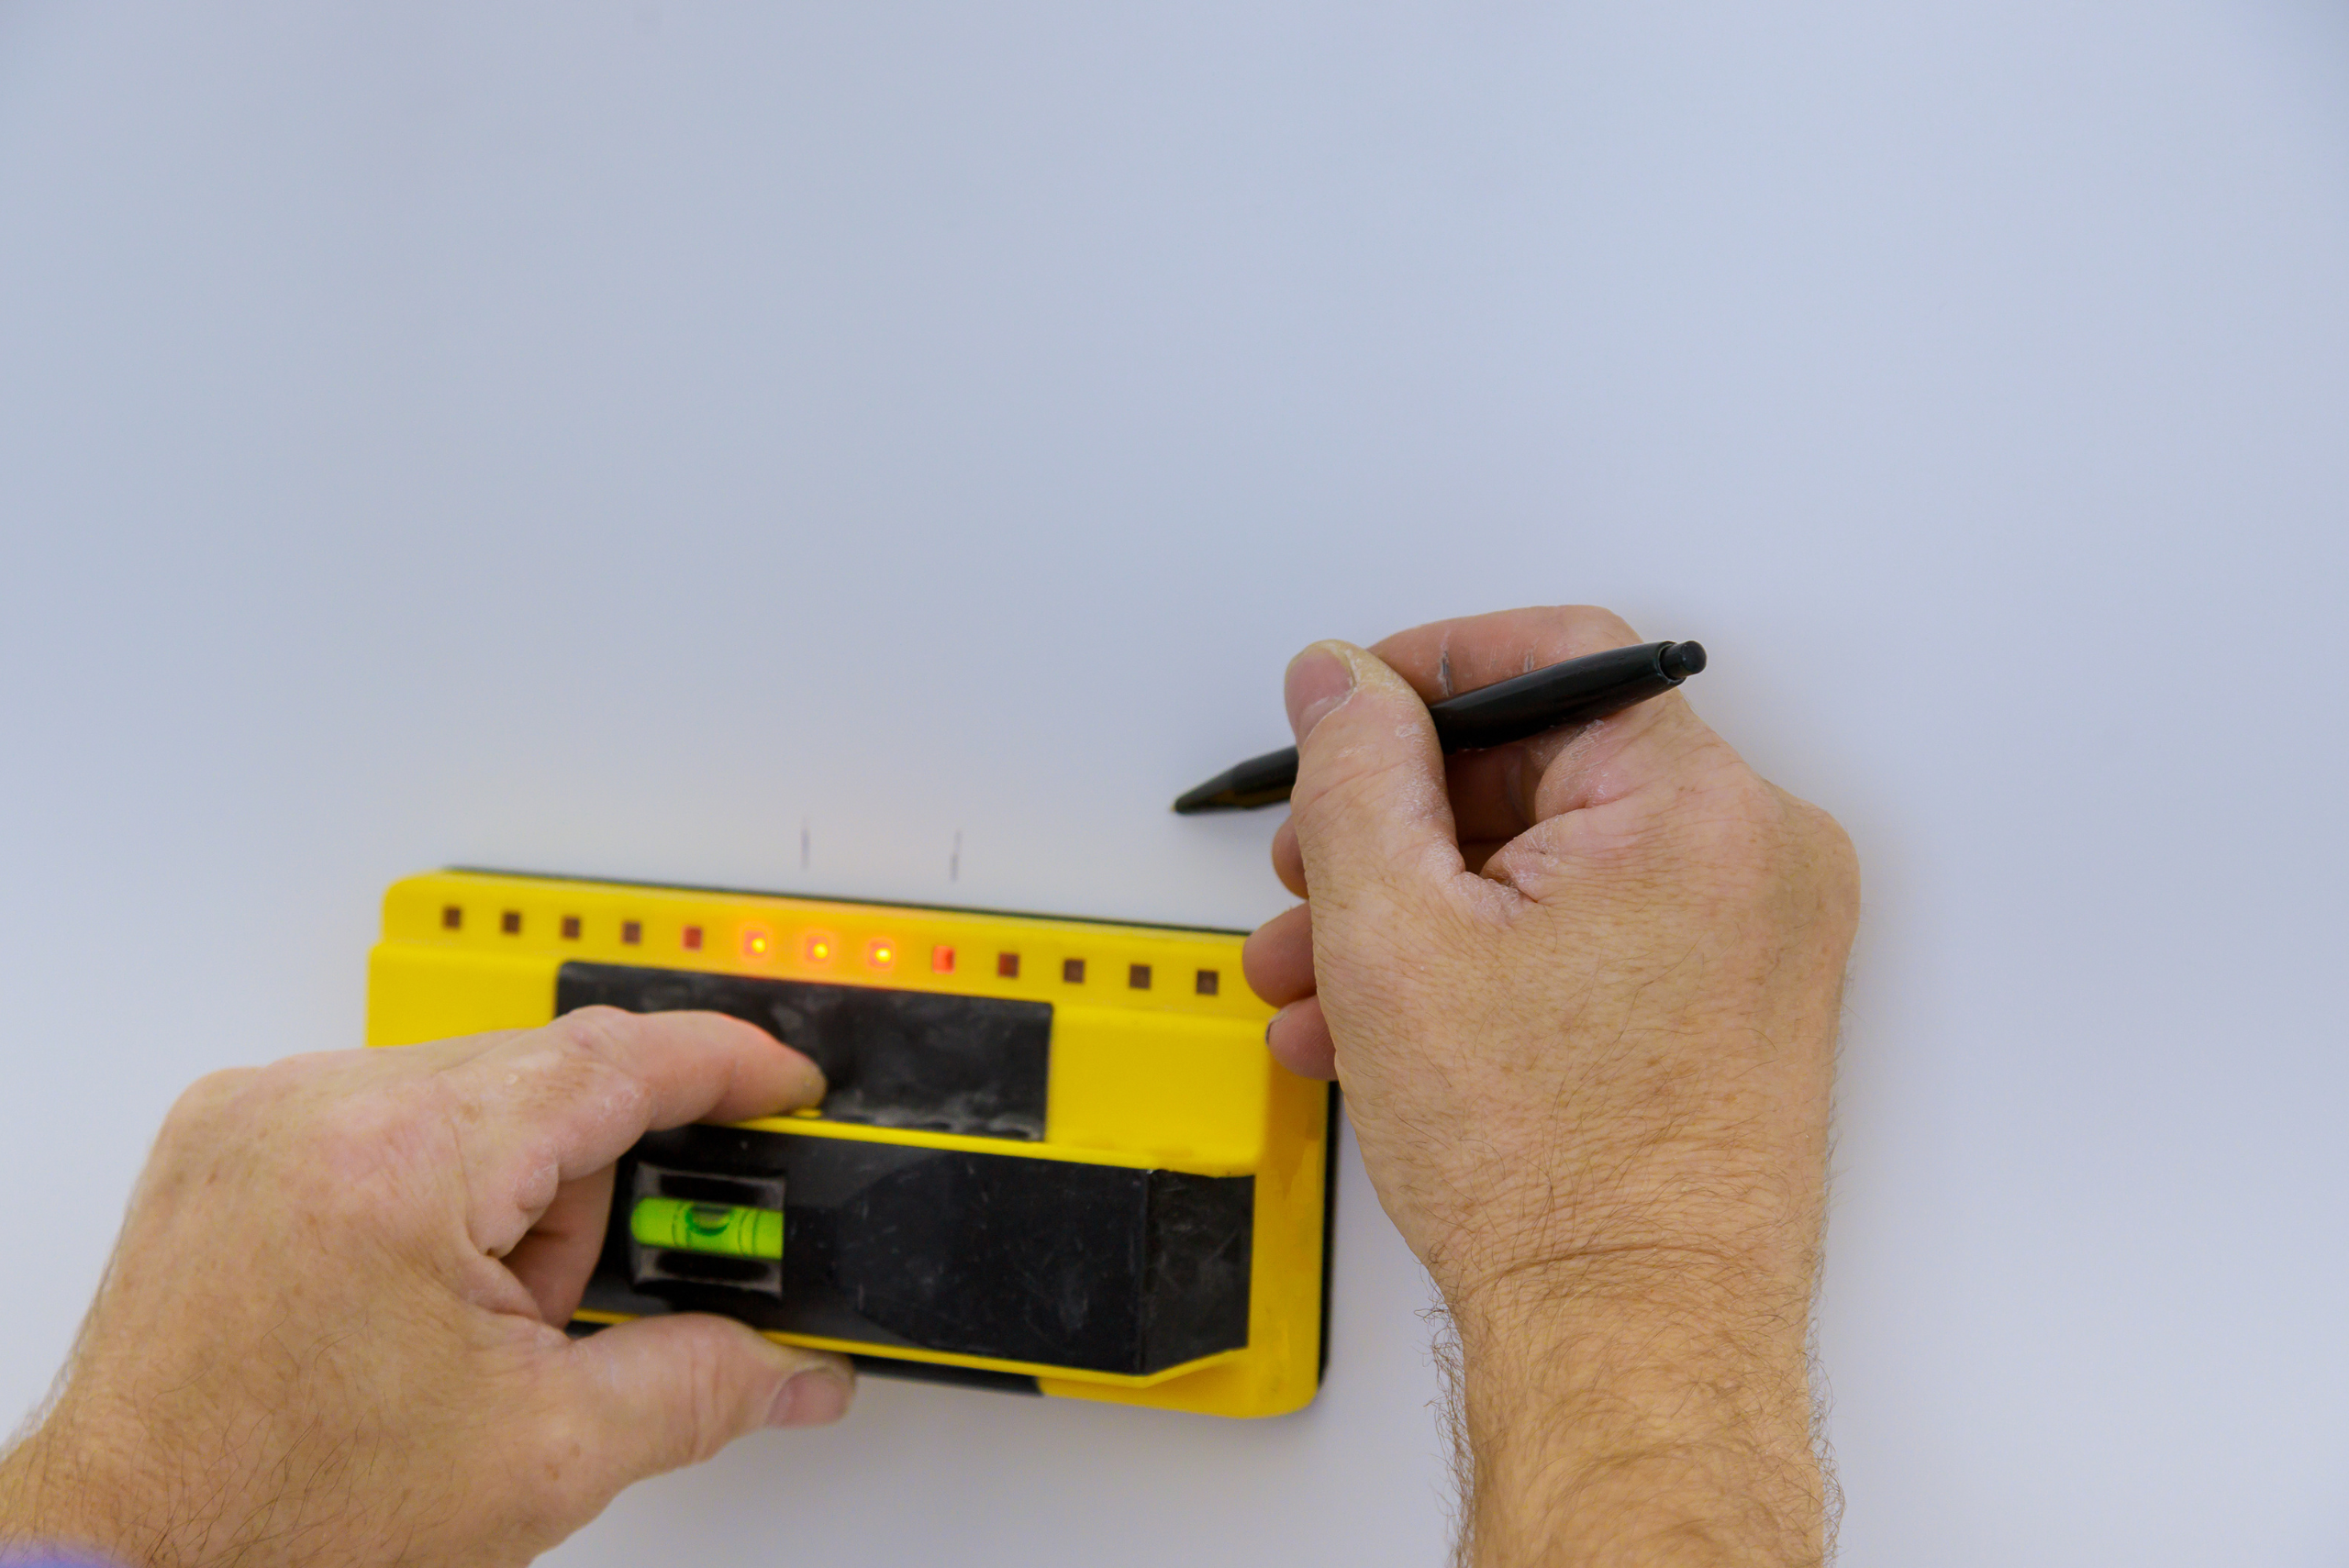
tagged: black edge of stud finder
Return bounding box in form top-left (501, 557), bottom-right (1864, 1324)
top-left (1172, 639), bottom-right (1707, 814)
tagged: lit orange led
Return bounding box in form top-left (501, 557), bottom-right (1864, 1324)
top-left (740, 927), bottom-right (773, 960)
top-left (804, 932), bottom-right (835, 963)
top-left (931, 944), bottom-right (955, 973)
top-left (867, 939), bottom-right (896, 970)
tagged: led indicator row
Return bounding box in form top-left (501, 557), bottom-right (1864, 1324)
top-left (440, 903), bottom-right (1223, 995)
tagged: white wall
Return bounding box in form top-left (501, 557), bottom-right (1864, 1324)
top-left (4, 4), bottom-right (2347, 1562)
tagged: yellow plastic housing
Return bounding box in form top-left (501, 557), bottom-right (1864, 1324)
top-left (366, 870), bottom-right (1329, 1418)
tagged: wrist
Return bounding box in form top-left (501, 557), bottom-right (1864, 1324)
top-left (1437, 1239), bottom-right (1826, 1566)
top-left (1423, 1151), bottom-right (1822, 1318)
top-left (0, 1415), bottom-right (149, 1568)
top-left (0, 1438), bottom-right (80, 1560)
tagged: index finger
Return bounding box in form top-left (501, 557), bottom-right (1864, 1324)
top-left (1371, 605), bottom-right (1643, 706)
top-left (1370, 605), bottom-right (1712, 839)
top-left (441, 1007), bottom-right (823, 1256)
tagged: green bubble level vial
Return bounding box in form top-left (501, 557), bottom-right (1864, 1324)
top-left (629, 1195), bottom-right (784, 1261)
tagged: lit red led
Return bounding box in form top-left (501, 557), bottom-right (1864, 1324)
top-left (804, 932), bottom-right (835, 963)
top-left (867, 939), bottom-right (896, 970)
top-left (741, 927), bottom-right (773, 960)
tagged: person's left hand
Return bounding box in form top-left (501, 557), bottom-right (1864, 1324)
top-left (0, 1008), bottom-right (854, 1568)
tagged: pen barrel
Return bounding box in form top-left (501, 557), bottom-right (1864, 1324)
top-left (1209, 747), bottom-right (1302, 809)
top-left (1171, 639), bottom-right (1700, 811)
top-left (1427, 640), bottom-right (1683, 752)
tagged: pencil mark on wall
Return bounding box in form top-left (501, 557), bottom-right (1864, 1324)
top-left (950, 829), bottom-right (962, 883)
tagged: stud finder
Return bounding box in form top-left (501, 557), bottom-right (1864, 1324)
top-left (366, 870), bottom-right (1332, 1418)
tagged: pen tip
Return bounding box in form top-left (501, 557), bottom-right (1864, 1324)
top-left (1661, 640), bottom-right (1707, 680)
top-left (1172, 782), bottom-right (1220, 814)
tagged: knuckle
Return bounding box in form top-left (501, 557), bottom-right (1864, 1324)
top-left (149, 1069), bottom-right (266, 1184)
top-left (1645, 770), bottom-right (1755, 851)
top-left (1786, 796), bottom-right (1863, 917)
top-left (1631, 767), bottom-right (1822, 918)
top-left (659, 1324), bottom-right (759, 1464)
top-left (299, 1087), bottom-right (440, 1200)
top-left (521, 1012), bottom-right (653, 1102)
top-left (1547, 603), bottom-right (1642, 650)
top-left (159, 1054), bottom-right (352, 1160)
top-left (1695, 780), bottom-right (1860, 931)
top-left (1703, 752), bottom-right (1783, 816)
top-left (161, 1067), bottom-right (258, 1135)
top-left (1695, 763), bottom-right (1791, 844)
top-left (681, 1385), bottom-right (740, 1465)
top-left (540, 1014), bottom-right (657, 1103)
top-left (307, 1084), bottom-right (413, 1146)
top-left (1787, 794), bottom-right (1855, 862)
top-left (548, 1004), bottom-right (638, 1051)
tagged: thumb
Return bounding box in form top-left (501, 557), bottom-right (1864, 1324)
top-left (1284, 641), bottom-right (1464, 913)
top-left (556, 1314), bottom-right (854, 1491)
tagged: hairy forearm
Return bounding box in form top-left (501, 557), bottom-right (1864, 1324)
top-left (0, 1426), bottom-right (104, 1561)
top-left (1444, 1262), bottom-right (1828, 1568)
top-left (0, 1404), bottom-right (175, 1568)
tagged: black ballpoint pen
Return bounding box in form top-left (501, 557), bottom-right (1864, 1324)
top-left (1172, 639), bottom-right (1708, 813)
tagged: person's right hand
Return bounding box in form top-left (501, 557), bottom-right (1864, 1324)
top-left (1242, 606), bottom-right (1858, 1565)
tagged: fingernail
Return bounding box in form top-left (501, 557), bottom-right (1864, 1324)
top-left (1285, 647), bottom-right (1355, 744)
top-left (789, 1056), bottom-right (828, 1106)
top-left (767, 1368), bottom-right (852, 1429)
